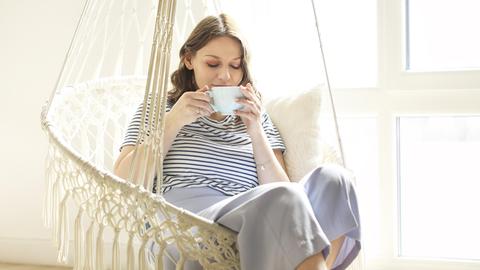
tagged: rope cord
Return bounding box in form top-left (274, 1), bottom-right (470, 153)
top-left (43, 0), bottom-right (90, 122)
top-left (41, 1), bottom-right (357, 269)
top-left (310, 0), bottom-right (347, 167)
top-left (128, 0), bottom-right (177, 192)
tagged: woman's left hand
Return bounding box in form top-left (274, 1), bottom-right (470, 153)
top-left (235, 83), bottom-right (263, 136)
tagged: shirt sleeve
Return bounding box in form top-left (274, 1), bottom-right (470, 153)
top-left (261, 112), bottom-right (286, 153)
top-left (119, 101), bottom-right (172, 152)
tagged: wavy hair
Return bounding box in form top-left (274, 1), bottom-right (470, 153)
top-left (169, 14), bottom-right (252, 104)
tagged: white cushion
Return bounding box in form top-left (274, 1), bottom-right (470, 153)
top-left (265, 85), bottom-right (342, 181)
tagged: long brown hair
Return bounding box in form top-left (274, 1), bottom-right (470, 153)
top-left (169, 14), bottom-right (253, 104)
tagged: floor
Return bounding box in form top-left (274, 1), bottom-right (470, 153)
top-left (0, 263), bottom-right (70, 270)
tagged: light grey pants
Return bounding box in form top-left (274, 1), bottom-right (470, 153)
top-left (159, 165), bottom-right (361, 270)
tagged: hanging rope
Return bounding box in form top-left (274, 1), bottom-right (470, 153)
top-left (41, 1), bottom-right (360, 269)
top-left (42, 1), bottom-right (242, 268)
top-left (42, 0), bottom-right (90, 122)
top-left (128, 0), bottom-right (177, 193)
top-left (310, 0), bottom-right (347, 167)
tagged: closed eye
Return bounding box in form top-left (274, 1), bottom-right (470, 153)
top-left (206, 62), bottom-right (241, 69)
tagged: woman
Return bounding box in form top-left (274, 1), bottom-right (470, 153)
top-left (114, 14), bottom-right (360, 270)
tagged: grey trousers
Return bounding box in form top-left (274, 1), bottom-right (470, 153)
top-left (160, 165), bottom-right (361, 270)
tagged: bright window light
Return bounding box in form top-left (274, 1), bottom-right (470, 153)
top-left (217, 0), bottom-right (377, 93)
top-left (406, 0), bottom-right (480, 71)
top-left (315, 0), bottom-right (377, 89)
top-left (340, 117), bottom-right (380, 258)
top-left (397, 116), bottom-right (480, 260)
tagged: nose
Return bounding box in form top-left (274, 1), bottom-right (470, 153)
top-left (217, 66), bottom-right (231, 82)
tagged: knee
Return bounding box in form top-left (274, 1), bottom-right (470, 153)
top-left (308, 164), bottom-right (355, 193)
top-left (265, 183), bottom-right (310, 209)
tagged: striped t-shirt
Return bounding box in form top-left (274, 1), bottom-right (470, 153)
top-left (120, 103), bottom-right (285, 196)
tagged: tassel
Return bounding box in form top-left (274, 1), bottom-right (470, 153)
top-left (57, 193), bottom-right (70, 263)
top-left (74, 209), bottom-right (83, 270)
top-left (96, 224), bottom-right (104, 270)
top-left (138, 237), bottom-right (148, 270)
top-left (84, 221), bottom-right (95, 270)
top-left (112, 229), bottom-right (121, 270)
top-left (127, 233), bottom-right (135, 270)
top-left (175, 254), bottom-right (185, 270)
top-left (156, 244), bottom-right (166, 270)
top-left (52, 181), bottom-right (59, 245)
top-left (43, 162), bottom-right (54, 228)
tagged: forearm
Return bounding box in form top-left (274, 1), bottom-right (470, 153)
top-left (114, 143), bottom-right (148, 181)
top-left (114, 113), bottom-right (182, 181)
top-left (250, 128), bottom-right (290, 184)
top-left (160, 113), bottom-right (183, 158)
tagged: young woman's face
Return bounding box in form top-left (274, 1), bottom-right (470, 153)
top-left (185, 36), bottom-right (244, 89)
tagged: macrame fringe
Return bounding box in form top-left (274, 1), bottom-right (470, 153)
top-left (52, 180), bottom-right (59, 245)
top-left (84, 221), bottom-right (95, 270)
top-left (176, 254), bottom-right (185, 270)
top-left (74, 209), bottom-right (83, 270)
top-left (57, 193), bottom-right (70, 263)
top-left (127, 233), bottom-right (135, 270)
top-left (43, 161), bottom-right (54, 228)
top-left (96, 224), bottom-right (105, 270)
top-left (156, 244), bottom-right (166, 270)
top-left (138, 237), bottom-right (148, 270)
top-left (112, 229), bottom-right (121, 270)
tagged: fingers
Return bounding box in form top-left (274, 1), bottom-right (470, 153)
top-left (172, 86), bottom-right (214, 122)
top-left (196, 85), bottom-right (210, 93)
top-left (186, 97), bottom-right (212, 111)
top-left (240, 83), bottom-right (260, 104)
top-left (193, 86), bottom-right (213, 116)
top-left (195, 85), bottom-right (211, 103)
top-left (182, 86), bottom-right (213, 113)
top-left (189, 87), bottom-right (211, 103)
top-left (237, 83), bottom-right (261, 115)
top-left (235, 98), bottom-right (260, 115)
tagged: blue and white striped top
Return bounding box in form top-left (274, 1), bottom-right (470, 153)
top-left (120, 103), bottom-right (285, 196)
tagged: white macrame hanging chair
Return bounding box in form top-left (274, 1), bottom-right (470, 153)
top-left (40, 0), bottom-right (362, 269)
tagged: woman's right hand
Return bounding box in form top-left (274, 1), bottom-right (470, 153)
top-left (168, 85), bottom-right (213, 127)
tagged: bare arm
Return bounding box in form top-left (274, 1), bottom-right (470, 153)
top-left (113, 113), bottom-right (183, 180)
top-left (113, 86), bottom-right (213, 181)
top-left (235, 83), bottom-right (289, 184)
top-left (274, 149), bottom-right (288, 175)
top-left (249, 128), bottom-right (290, 185)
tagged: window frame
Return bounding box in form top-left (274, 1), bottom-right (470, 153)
top-left (380, 0), bottom-right (480, 91)
top-left (333, 1), bottom-right (480, 269)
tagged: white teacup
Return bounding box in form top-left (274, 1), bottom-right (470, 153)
top-left (209, 86), bottom-right (244, 115)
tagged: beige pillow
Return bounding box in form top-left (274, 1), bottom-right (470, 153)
top-left (265, 85), bottom-right (342, 181)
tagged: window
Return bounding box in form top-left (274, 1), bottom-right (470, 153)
top-left (215, 0), bottom-right (377, 93)
top-left (397, 116), bottom-right (480, 261)
top-left (313, 0), bottom-right (378, 88)
top-left (406, 0), bottom-right (480, 71)
top-left (340, 117), bottom-right (381, 258)
top-left (382, 0), bottom-right (480, 90)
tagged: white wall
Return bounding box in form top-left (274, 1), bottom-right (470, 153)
top-left (0, 0), bottom-right (84, 265)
